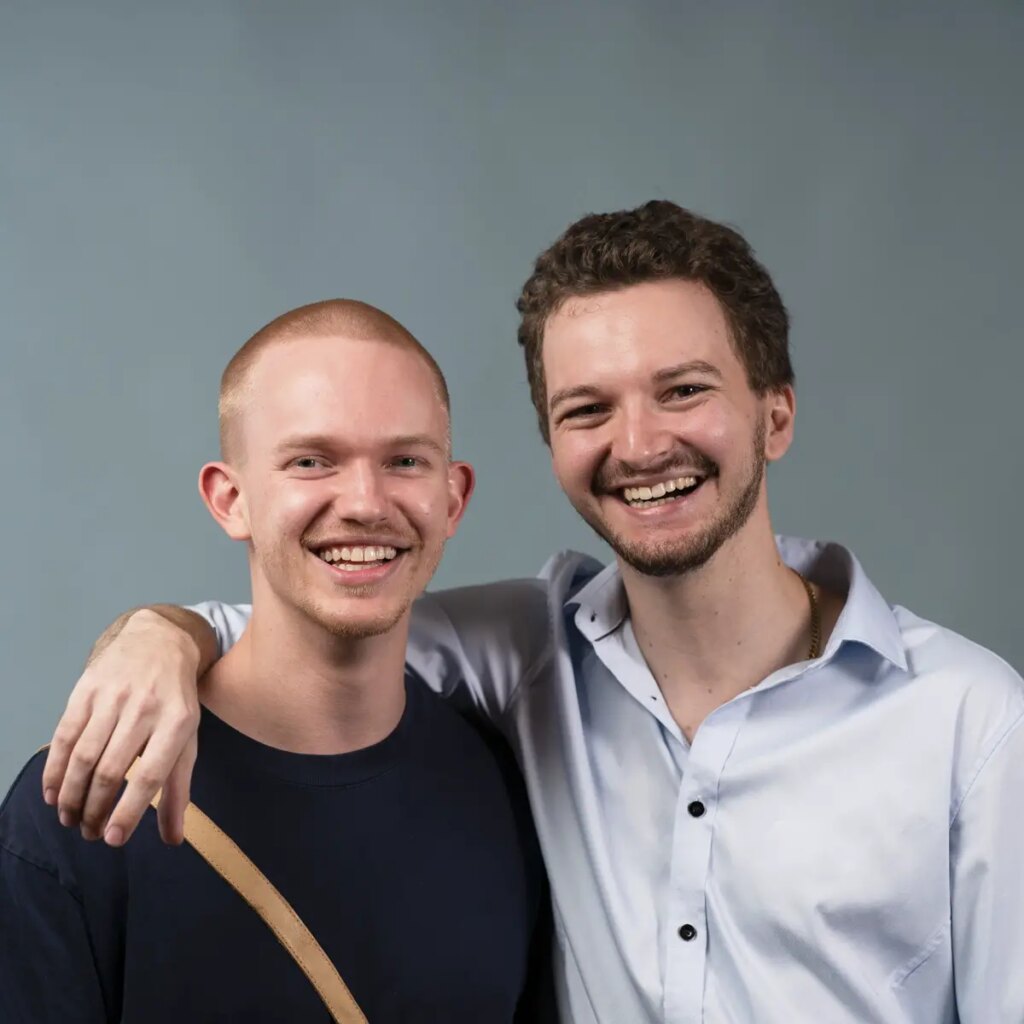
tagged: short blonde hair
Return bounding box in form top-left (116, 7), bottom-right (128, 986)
top-left (218, 299), bottom-right (450, 462)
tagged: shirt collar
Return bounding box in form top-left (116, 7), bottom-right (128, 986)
top-left (568, 535), bottom-right (908, 671)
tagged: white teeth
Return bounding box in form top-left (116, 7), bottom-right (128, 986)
top-left (317, 545), bottom-right (400, 565)
top-left (622, 476), bottom-right (702, 505)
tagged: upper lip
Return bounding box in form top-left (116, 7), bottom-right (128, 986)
top-left (307, 538), bottom-right (410, 551)
top-left (608, 471), bottom-right (707, 491)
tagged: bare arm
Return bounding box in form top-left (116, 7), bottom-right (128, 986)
top-left (42, 606), bottom-right (219, 847)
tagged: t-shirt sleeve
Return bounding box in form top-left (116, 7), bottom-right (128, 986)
top-left (0, 760), bottom-right (109, 1023)
top-left (406, 578), bottom-right (553, 724)
top-left (187, 601), bottom-right (252, 656)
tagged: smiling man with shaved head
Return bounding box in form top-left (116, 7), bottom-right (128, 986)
top-left (24, 203), bottom-right (1024, 1023)
top-left (0, 300), bottom-right (553, 1022)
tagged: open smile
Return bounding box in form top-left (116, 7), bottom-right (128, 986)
top-left (307, 542), bottom-right (409, 584)
top-left (615, 474), bottom-right (707, 509)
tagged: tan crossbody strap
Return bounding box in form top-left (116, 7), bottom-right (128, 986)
top-left (130, 767), bottom-right (368, 1024)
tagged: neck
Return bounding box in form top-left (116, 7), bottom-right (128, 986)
top-left (622, 512), bottom-right (817, 738)
top-left (201, 601), bottom-right (408, 755)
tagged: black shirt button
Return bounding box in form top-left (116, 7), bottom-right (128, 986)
top-left (678, 923), bottom-right (698, 941)
top-left (687, 800), bottom-right (705, 818)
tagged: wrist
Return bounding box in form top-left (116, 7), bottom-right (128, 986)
top-left (124, 608), bottom-right (202, 673)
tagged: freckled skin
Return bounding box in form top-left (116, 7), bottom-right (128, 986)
top-left (542, 279), bottom-right (793, 577)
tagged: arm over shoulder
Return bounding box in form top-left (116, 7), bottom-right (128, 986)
top-left (186, 601), bottom-right (252, 655)
top-left (408, 577), bottom-right (554, 723)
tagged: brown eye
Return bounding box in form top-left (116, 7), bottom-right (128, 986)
top-left (669, 385), bottom-right (705, 399)
top-left (565, 404), bottom-right (605, 419)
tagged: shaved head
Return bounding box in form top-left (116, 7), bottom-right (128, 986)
top-left (219, 299), bottom-right (450, 462)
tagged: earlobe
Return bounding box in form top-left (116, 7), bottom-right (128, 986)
top-left (198, 462), bottom-right (251, 541)
top-left (445, 461), bottom-right (476, 538)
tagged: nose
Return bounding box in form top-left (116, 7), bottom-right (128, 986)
top-left (331, 461), bottom-right (389, 525)
top-left (612, 399), bottom-right (674, 471)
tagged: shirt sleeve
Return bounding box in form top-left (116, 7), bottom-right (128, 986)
top-left (0, 759), bottom-right (110, 1023)
top-left (187, 601), bottom-right (252, 656)
top-left (0, 850), bottom-right (109, 1023)
top-left (949, 706), bottom-right (1024, 1021)
top-left (189, 577), bottom-right (555, 724)
top-left (406, 579), bottom-right (554, 724)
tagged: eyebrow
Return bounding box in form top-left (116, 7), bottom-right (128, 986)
top-left (273, 433), bottom-right (341, 456)
top-left (273, 433), bottom-right (448, 458)
top-left (387, 434), bottom-right (448, 457)
top-left (547, 360), bottom-right (724, 413)
top-left (547, 384), bottom-right (603, 414)
top-left (652, 360), bottom-right (723, 384)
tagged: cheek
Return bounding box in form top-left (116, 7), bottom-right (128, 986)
top-left (685, 406), bottom-right (739, 456)
top-left (550, 435), bottom-right (600, 490)
top-left (392, 482), bottom-right (450, 537)
top-left (250, 482), bottom-right (330, 538)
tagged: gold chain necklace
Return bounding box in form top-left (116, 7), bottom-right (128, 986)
top-left (795, 570), bottom-right (822, 660)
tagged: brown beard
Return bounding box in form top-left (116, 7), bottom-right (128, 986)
top-left (579, 418), bottom-right (767, 578)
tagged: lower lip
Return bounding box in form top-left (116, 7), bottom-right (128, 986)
top-left (312, 551), bottom-right (406, 585)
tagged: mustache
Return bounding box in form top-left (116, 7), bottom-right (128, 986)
top-left (593, 448), bottom-right (719, 494)
top-left (301, 527), bottom-right (416, 548)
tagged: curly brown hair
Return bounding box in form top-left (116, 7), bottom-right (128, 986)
top-left (516, 200), bottom-right (793, 443)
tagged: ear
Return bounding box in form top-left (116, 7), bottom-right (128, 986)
top-left (198, 462), bottom-right (251, 541)
top-left (764, 385), bottom-right (796, 463)
top-left (444, 460), bottom-right (476, 539)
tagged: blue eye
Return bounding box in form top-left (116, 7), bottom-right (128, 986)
top-left (392, 456), bottom-right (422, 469)
top-left (292, 457), bottom-right (324, 469)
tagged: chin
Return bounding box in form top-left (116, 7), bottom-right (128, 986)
top-left (307, 600), bottom-right (410, 640)
top-left (615, 540), bottom-right (720, 577)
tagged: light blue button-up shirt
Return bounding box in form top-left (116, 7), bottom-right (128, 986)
top-left (197, 537), bottom-right (1024, 1023)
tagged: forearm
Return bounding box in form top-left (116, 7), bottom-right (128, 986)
top-left (87, 605), bottom-right (219, 678)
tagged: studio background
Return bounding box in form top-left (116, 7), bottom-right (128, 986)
top-left (2, 0), bottom-right (1022, 785)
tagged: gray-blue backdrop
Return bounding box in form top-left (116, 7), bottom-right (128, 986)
top-left (2, 0), bottom-right (1022, 785)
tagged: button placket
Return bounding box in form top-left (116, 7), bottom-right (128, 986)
top-left (663, 702), bottom-right (750, 1022)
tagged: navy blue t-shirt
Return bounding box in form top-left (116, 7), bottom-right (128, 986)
top-left (0, 678), bottom-right (553, 1022)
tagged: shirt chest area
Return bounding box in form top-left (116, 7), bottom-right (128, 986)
top-left (518, 636), bottom-right (955, 1009)
top-left (110, 775), bottom-right (535, 1022)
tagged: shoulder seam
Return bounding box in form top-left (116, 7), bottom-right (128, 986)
top-left (0, 838), bottom-right (85, 908)
top-left (950, 706), bottom-right (1024, 827)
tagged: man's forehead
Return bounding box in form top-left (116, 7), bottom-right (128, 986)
top-left (242, 337), bottom-right (449, 442)
top-left (544, 281), bottom-right (735, 376)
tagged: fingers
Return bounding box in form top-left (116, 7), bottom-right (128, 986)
top-left (103, 710), bottom-right (199, 848)
top-left (155, 736), bottom-right (198, 846)
top-left (54, 703), bottom-right (121, 830)
top-left (78, 711), bottom-right (153, 841)
top-left (42, 693), bottom-right (92, 808)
